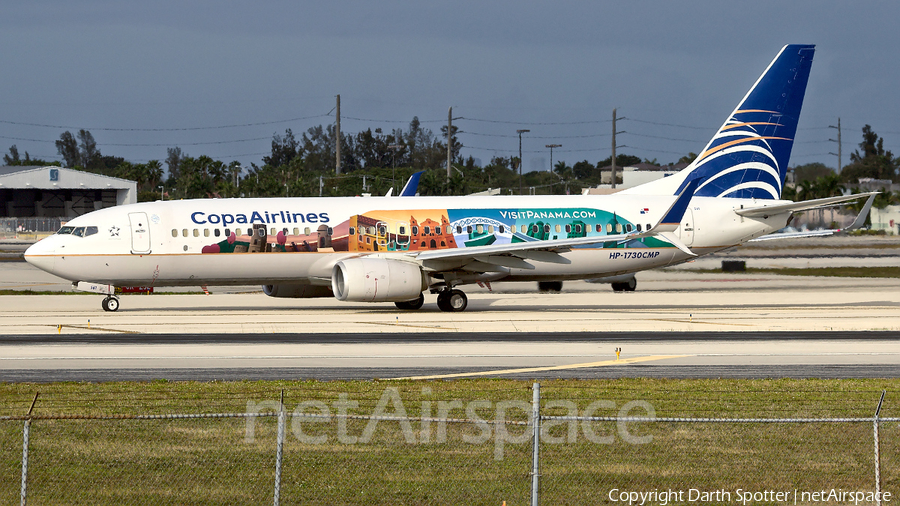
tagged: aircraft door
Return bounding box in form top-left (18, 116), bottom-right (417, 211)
top-left (678, 208), bottom-right (695, 247)
top-left (128, 212), bottom-right (152, 254)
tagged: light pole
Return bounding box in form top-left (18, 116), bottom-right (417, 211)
top-left (517, 129), bottom-right (530, 195)
top-left (545, 144), bottom-right (561, 172)
top-left (158, 185), bottom-right (164, 201)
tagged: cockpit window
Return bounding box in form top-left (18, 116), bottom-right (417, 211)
top-left (72, 227), bottom-right (86, 237)
top-left (57, 226), bottom-right (74, 235)
top-left (84, 226), bottom-right (98, 237)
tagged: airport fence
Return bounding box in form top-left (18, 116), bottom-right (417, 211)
top-left (1, 385), bottom-right (897, 505)
top-left (0, 218), bottom-right (62, 240)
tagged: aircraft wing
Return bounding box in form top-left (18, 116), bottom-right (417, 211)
top-left (409, 177), bottom-right (701, 272)
top-left (747, 193), bottom-right (877, 242)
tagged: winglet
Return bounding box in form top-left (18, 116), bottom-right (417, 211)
top-left (843, 193), bottom-right (877, 231)
top-left (400, 171), bottom-right (424, 197)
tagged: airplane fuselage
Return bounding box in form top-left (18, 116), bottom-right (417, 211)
top-left (24, 193), bottom-right (789, 288)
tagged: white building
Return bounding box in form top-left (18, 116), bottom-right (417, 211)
top-left (871, 205), bottom-right (900, 235)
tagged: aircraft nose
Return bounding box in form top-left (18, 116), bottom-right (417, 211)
top-left (24, 239), bottom-right (57, 273)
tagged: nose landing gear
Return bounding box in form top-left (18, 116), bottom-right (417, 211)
top-left (101, 296), bottom-right (120, 312)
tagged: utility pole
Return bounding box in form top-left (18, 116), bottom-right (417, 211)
top-left (545, 144), bottom-right (561, 172)
top-left (389, 144), bottom-right (403, 192)
top-left (335, 94), bottom-right (341, 175)
top-left (829, 117), bottom-right (842, 172)
top-left (447, 107), bottom-right (452, 181)
top-left (517, 129), bottom-right (530, 195)
top-left (610, 108), bottom-right (625, 188)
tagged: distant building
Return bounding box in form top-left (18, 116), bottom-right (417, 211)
top-left (871, 205), bottom-right (900, 235)
top-left (0, 166), bottom-right (136, 218)
top-left (584, 163), bottom-right (685, 194)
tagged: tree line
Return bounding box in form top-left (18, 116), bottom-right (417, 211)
top-left (3, 121), bottom-right (898, 207)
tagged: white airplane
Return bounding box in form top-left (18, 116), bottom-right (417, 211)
top-left (24, 44), bottom-right (876, 312)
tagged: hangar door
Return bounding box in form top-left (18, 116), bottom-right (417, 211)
top-left (128, 212), bottom-right (152, 254)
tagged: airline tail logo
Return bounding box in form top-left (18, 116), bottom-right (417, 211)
top-left (676, 44), bottom-right (815, 200)
top-left (691, 109), bottom-right (789, 199)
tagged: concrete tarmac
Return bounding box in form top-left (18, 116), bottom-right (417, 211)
top-left (1, 262), bottom-right (899, 381)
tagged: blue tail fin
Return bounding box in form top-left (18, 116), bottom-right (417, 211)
top-left (683, 44), bottom-right (815, 199)
top-left (628, 45), bottom-right (814, 201)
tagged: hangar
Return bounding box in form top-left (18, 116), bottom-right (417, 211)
top-left (0, 165), bottom-right (136, 218)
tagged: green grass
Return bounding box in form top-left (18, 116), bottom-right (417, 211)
top-left (1, 379), bottom-right (898, 504)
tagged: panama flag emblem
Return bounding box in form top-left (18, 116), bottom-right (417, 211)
top-left (640, 208), bottom-right (649, 214)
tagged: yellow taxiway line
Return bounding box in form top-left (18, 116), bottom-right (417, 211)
top-left (391, 354), bottom-right (692, 380)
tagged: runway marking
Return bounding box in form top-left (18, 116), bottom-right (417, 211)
top-left (648, 318), bottom-right (756, 327)
top-left (53, 325), bottom-right (140, 334)
top-left (390, 354), bottom-right (692, 380)
top-left (367, 321), bottom-right (456, 331)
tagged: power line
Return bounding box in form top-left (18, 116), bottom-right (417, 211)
top-left (0, 114), bottom-right (331, 132)
top-left (460, 117), bottom-right (612, 126)
top-left (458, 131), bottom-right (611, 139)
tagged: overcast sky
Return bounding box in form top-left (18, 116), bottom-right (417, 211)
top-left (1, 1), bottom-right (898, 174)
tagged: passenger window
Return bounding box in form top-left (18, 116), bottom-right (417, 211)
top-left (214, 229), bottom-right (221, 237)
top-left (398, 226), bottom-right (406, 235)
top-left (293, 228), bottom-right (300, 235)
top-left (171, 229), bottom-right (178, 238)
top-left (636, 224), bottom-right (642, 232)
top-left (435, 226), bottom-right (442, 235)
top-left (499, 225), bottom-right (505, 234)
top-left (606, 224), bottom-right (613, 234)
top-left (556, 224), bottom-right (562, 233)
top-left (84, 226), bottom-right (98, 237)
top-left (467, 226), bottom-right (473, 234)
top-left (225, 228), bottom-right (231, 236)
top-left (647, 224), bottom-right (651, 231)
top-left (626, 224), bottom-right (633, 232)
top-left (596, 224), bottom-right (602, 233)
top-left (575, 225), bottom-right (582, 233)
top-left (424, 226), bottom-right (431, 235)
top-left (543, 224), bottom-right (550, 233)
top-left (412, 226), bottom-right (419, 235)
top-left (204, 229), bottom-right (210, 237)
top-left (193, 229), bottom-right (199, 237)
top-left (235, 228), bottom-right (242, 236)
top-left (182, 229), bottom-right (188, 237)
top-left (476, 225), bottom-right (483, 234)
top-left (349, 227), bottom-right (356, 235)
top-left (532, 225), bottom-right (539, 234)
top-left (456, 226), bottom-right (462, 234)
top-left (271, 228), bottom-right (276, 236)
top-left (616, 224), bottom-right (623, 233)
top-left (304, 227), bottom-right (311, 235)
top-left (488, 225), bottom-right (494, 234)
top-left (565, 225), bottom-right (571, 233)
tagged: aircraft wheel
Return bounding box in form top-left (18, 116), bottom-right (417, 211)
top-left (395, 293), bottom-right (425, 310)
top-left (538, 281), bottom-right (563, 292)
top-left (438, 289), bottom-right (467, 312)
top-left (611, 282), bottom-right (625, 292)
top-left (624, 276), bottom-right (637, 291)
top-left (103, 296), bottom-right (120, 312)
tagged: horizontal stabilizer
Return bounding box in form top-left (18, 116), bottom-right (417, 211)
top-left (735, 192), bottom-right (879, 218)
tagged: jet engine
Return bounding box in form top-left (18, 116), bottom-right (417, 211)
top-left (332, 258), bottom-right (427, 302)
top-left (262, 284), bottom-right (333, 298)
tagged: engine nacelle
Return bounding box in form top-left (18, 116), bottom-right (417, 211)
top-left (332, 258), bottom-right (426, 302)
top-left (262, 284), bottom-right (333, 298)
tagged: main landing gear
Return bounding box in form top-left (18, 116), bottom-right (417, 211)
top-left (611, 276), bottom-right (637, 292)
top-left (101, 296), bottom-right (120, 312)
top-left (436, 289), bottom-right (467, 312)
top-left (394, 293), bottom-right (425, 310)
top-left (391, 288), bottom-right (469, 312)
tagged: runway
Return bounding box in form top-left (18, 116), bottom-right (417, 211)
top-left (1, 261), bottom-right (899, 382)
